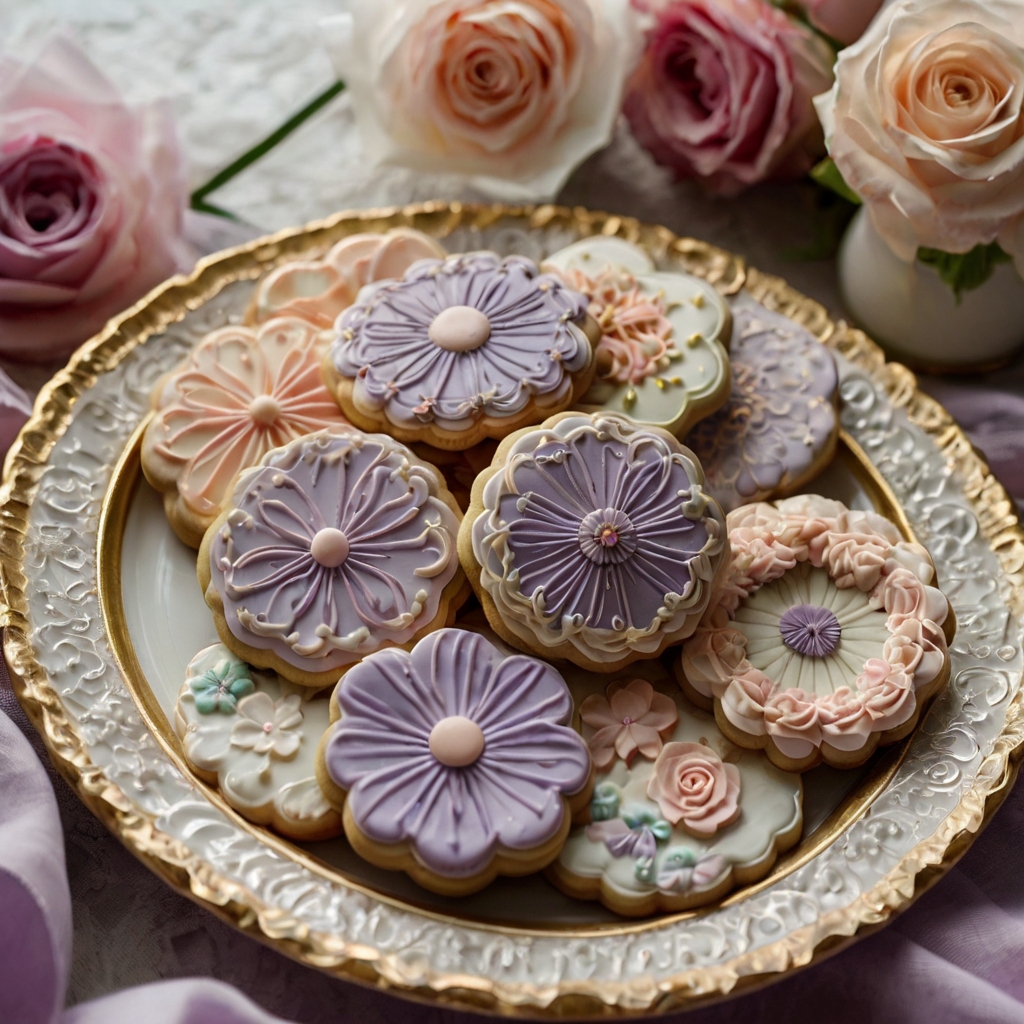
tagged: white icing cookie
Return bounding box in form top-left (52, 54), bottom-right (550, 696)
top-left (543, 237), bottom-right (731, 437)
top-left (175, 644), bottom-right (340, 840)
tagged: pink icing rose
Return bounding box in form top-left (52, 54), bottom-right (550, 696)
top-left (646, 741), bottom-right (741, 836)
top-left (814, 0), bottom-right (1024, 274)
top-left (801, 0), bottom-right (882, 46)
top-left (719, 666), bottom-right (775, 736)
top-left (623, 0), bottom-right (834, 195)
top-left (857, 668), bottom-right (917, 729)
top-left (878, 568), bottom-right (947, 629)
top-left (884, 618), bottom-right (947, 686)
top-left (579, 678), bottom-right (678, 769)
top-left (0, 37), bottom-right (193, 362)
top-left (680, 624), bottom-right (749, 698)
top-left (819, 687), bottom-right (874, 751)
top-left (763, 689), bottom-right (825, 758)
top-left (326, 0), bottom-right (642, 199)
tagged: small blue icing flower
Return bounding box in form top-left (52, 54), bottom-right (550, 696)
top-left (190, 658), bottom-right (254, 714)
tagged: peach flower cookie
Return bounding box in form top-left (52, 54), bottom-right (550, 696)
top-left (460, 411), bottom-right (728, 673)
top-left (142, 317), bottom-right (349, 548)
top-left (549, 661), bottom-right (802, 917)
top-left (678, 495), bottom-right (956, 772)
top-left (200, 427), bottom-right (467, 688)
top-left (248, 228), bottom-right (446, 328)
top-left (175, 644), bottom-right (340, 841)
top-left (543, 237), bottom-right (731, 437)
top-left (685, 301), bottom-right (838, 513)
top-left (323, 251), bottom-right (600, 450)
top-left (315, 628), bottom-right (592, 896)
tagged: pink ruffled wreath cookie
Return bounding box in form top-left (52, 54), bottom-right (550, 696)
top-left (549, 661), bottom-right (803, 916)
top-left (142, 316), bottom-right (349, 547)
top-left (678, 495), bottom-right (956, 772)
top-left (199, 427), bottom-right (467, 688)
top-left (323, 251), bottom-right (600, 450)
top-left (315, 628), bottom-right (593, 896)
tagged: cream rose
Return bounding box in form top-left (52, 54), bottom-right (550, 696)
top-left (814, 0), bottom-right (1024, 274)
top-left (324, 0), bottom-right (643, 199)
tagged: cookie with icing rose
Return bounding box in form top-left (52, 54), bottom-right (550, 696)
top-left (175, 643), bottom-right (340, 841)
top-left (685, 300), bottom-right (839, 513)
top-left (677, 495), bottom-right (957, 772)
top-left (199, 427), bottom-right (468, 688)
top-left (142, 316), bottom-right (350, 548)
top-left (247, 228), bottom-right (447, 329)
top-left (543, 237), bottom-right (731, 437)
top-left (315, 628), bottom-right (593, 896)
top-left (322, 251), bottom-right (601, 450)
top-left (549, 660), bottom-right (803, 917)
top-left (459, 410), bottom-right (729, 673)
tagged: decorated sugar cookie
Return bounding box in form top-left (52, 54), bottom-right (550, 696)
top-left (543, 237), bottom-right (731, 437)
top-left (175, 644), bottom-right (340, 840)
top-left (460, 411), bottom-right (728, 673)
top-left (549, 661), bottom-right (803, 917)
top-left (249, 228), bottom-right (446, 328)
top-left (142, 317), bottom-right (349, 548)
top-left (678, 496), bottom-right (956, 772)
top-left (315, 628), bottom-right (593, 896)
top-left (323, 251), bottom-right (600, 450)
top-left (200, 428), bottom-right (467, 688)
top-left (686, 302), bottom-right (838, 513)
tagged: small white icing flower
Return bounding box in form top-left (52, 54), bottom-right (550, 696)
top-left (230, 692), bottom-right (304, 759)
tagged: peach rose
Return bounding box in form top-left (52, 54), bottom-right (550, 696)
top-left (579, 678), bottom-right (678, 769)
top-left (814, 0), bottom-right (1024, 275)
top-left (0, 37), bottom-right (192, 362)
top-left (646, 741), bottom-right (741, 835)
top-left (763, 688), bottom-right (825, 757)
top-left (719, 666), bottom-right (775, 736)
top-left (325, 0), bottom-right (642, 199)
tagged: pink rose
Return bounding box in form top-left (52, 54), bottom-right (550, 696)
top-left (858, 671), bottom-right (917, 729)
top-left (763, 688), bottom-right (826, 758)
top-left (0, 37), bottom-right (193, 362)
top-left (801, 0), bottom-right (882, 46)
top-left (884, 618), bottom-right (947, 686)
top-left (719, 666), bottom-right (775, 736)
top-left (820, 687), bottom-right (874, 751)
top-left (825, 534), bottom-right (888, 591)
top-left (579, 678), bottom-right (678, 769)
top-left (623, 0), bottom-right (834, 195)
top-left (680, 623), bottom-right (749, 697)
top-left (646, 741), bottom-right (741, 835)
top-left (878, 567), bottom-right (948, 629)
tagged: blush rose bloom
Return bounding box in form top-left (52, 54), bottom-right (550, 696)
top-left (814, 0), bottom-right (1024, 274)
top-left (801, 0), bottom-right (882, 47)
top-left (323, 0), bottom-right (643, 200)
top-left (646, 741), bottom-right (741, 836)
top-left (623, 0), bottom-right (834, 195)
top-left (0, 37), bottom-right (192, 362)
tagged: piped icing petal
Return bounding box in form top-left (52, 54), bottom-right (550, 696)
top-left (467, 412), bottom-right (728, 670)
top-left (328, 251), bottom-right (596, 443)
top-left (686, 302), bottom-right (838, 512)
top-left (323, 628), bottom-right (591, 880)
top-left (203, 427), bottom-right (464, 681)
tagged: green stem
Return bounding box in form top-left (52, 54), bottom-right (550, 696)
top-left (190, 79), bottom-right (347, 216)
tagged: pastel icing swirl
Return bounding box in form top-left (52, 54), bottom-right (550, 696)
top-left (207, 429), bottom-right (462, 673)
top-left (324, 628), bottom-right (591, 878)
top-left (330, 252), bottom-right (594, 434)
top-left (471, 413), bottom-right (727, 665)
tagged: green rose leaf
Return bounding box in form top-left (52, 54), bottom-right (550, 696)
top-left (917, 242), bottom-right (1013, 302)
top-left (810, 157), bottom-right (862, 206)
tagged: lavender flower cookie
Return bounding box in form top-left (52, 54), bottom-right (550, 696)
top-left (549, 661), bottom-right (803, 917)
top-left (175, 644), bottom-right (340, 841)
top-left (315, 628), bottom-right (593, 896)
top-left (199, 427), bottom-right (467, 688)
top-left (460, 411), bottom-right (728, 673)
top-left (323, 251), bottom-right (600, 450)
top-left (685, 302), bottom-right (839, 512)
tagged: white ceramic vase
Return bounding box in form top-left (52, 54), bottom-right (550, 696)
top-left (838, 207), bottom-right (1024, 370)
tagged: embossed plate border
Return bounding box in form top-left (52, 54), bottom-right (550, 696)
top-left (2, 202), bottom-right (1023, 1016)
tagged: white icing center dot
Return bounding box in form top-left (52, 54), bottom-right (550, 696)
top-left (428, 715), bottom-right (485, 767)
top-left (310, 528), bottom-right (350, 568)
top-left (249, 395), bottom-right (281, 426)
top-left (428, 305), bottom-right (491, 352)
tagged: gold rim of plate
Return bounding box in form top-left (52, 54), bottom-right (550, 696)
top-left (2, 202), bottom-right (1023, 1016)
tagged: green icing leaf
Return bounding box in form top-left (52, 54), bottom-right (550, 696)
top-left (590, 782), bottom-right (620, 822)
top-left (663, 848), bottom-right (697, 869)
top-left (649, 819), bottom-right (673, 843)
top-left (810, 158), bottom-right (862, 206)
top-left (917, 242), bottom-right (1013, 301)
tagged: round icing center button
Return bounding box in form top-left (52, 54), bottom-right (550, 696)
top-left (779, 604), bottom-right (841, 658)
top-left (428, 305), bottom-right (491, 352)
top-left (310, 527), bottom-right (350, 568)
top-left (248, 395), bottom-right (282, 426)
top-left (578, 508), bottom-right (638, 565)
top-left (428, 715), bottom-right (485, 768)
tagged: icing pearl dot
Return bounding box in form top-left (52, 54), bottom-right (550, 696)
top-left (428, 715), bottom-right (485, 768)
top-left (599, 526), bottom-right (619, 547)
top-left (249, 395), bottom-right (282, 426)
top-left (428, 305), bottom-right (491, 352)
top-left (262, 722), bottom-right (273, 733)
top-left (310, 528), bottom-right (350, 568)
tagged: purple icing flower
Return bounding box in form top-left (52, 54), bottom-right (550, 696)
top-left (324, 628), bottom-right (591, 879)
top-left (208, 429), bottom-right (461, 674)
top-left (779, 604), bottom-right (842, 658)
top-left (686, 305), bottom-right (837, 513)
top-left (331, 252), bottom-right (593, 434)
